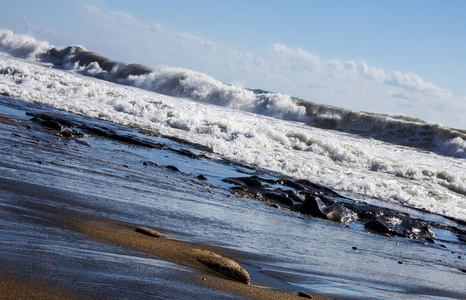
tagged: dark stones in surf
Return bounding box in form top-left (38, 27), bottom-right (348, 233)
top-left (222, 175), bottom-right (359, 224)
top-left (197, 174), bottom-right (207, 181)
top-left (27, 113), bottom-right (84, 138)
top-left (165, 165), bottom-right (180, 172)
top-left (28, 112), bottom-right (165, 148)
top-left (297, 291), bottom-right (314, 298)
top-left (194, 249), bottom-right (250, 284)
top-left (298, 195), bottom-right (328, 219)
top-left (364, 215), bottom-right (435, 240)
top-left (298, 195), bottom-right (357, 225)
top-left (223, 176), bottom-right (263, 189)
top-left (322, 203), bottom-right (357, 225)
top-left (221, 175), bottom-right (445, 242)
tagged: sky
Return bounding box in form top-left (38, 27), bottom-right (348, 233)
top-left (1, 0), bottom-right (466, 129)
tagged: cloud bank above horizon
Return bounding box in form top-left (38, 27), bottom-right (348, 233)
top-left (2, 3), bottom-right (466, 129)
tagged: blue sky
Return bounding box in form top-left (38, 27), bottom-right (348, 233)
top-left (1, 0), bottom-right (466, 129)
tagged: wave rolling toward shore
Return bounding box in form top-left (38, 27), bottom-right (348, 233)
top-left (1, 30), bottom-right (465, 222)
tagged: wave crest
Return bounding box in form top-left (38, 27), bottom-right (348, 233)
top-left (1, 30), bottom-right (465, 158)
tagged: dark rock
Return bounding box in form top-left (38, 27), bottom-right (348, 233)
top-left (297, 291), bottom-right (313, 298)
top-left (364, 215), bottom-right (435, 240)
top-left (278, 179), bottom-right (307, 191)
top-left (322, 203), bottom-right (357, 225)
top-left (29, 113), bottom-right (84, 138)
top-left (352, 247), bottom-right (357, 250)
top-left (143, 161), bottom-right (159, 167)
top-left (230, 186), bottom-right (263, 201)
top-left (298, 195), bottom-right (327, 219)
top-left (398, 261), bottom-right (403, 265)
top-left (284, 189), bottom-right (304, 203)
top-left (262, 190), bottom-right (294, 206)
top-left (40, 119), bottom-right (63, 131)
top-left (197, 174), bottom-right (207, 180)
top-left (80, 125), bottom-right (164, 148)
top-left (222, 176), bottom-right (263, 188)
top-left (353, 206), bottom-right (383, 222)
top-left (166, 165), bottom-right (180, 172)
top-left (295, 179), bottom-right (348, 198)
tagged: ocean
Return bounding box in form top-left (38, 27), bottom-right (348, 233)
top-left (1, 30), bottom-right (465, 299)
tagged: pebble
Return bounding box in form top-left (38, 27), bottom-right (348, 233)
top-left (195, 249), bottom-right (250, 284)
top-left (197, 174), bottom-right (207, 180)
top-left (135, 226), bottom-right (161, 238)
top-left (297, 291), bottom-right (313, 298)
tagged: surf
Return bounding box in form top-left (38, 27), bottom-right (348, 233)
top-left (2, 30), bottom-right (465, 159)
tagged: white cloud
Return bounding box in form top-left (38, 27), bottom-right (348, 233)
top-left (385, 71), bottom-right (452, 98)
top-left (269, 43), bottom-right (321, 72)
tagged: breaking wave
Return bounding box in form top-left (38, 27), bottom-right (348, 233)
top-left (1, 30), bottom-right (465, 158)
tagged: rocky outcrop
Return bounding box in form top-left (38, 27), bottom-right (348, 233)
top-left (221, 175), bottom-right (461, 242)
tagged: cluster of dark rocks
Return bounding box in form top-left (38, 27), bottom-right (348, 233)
top-left (27, 112), bottom-right (208, 159)
top-left (222, 175), bottom-right (466, 244)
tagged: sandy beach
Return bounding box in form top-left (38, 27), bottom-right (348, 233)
top-left (0, 99), bottom-right (335, 299)
top-left (1, 95), bottom-right (465, 299)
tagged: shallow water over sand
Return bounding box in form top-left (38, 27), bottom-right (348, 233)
top-left (1, 97), bottom-right (465, 299)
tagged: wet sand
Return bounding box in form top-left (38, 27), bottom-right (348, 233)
top-left (0, 273), bottom-right (81, 300)
top-left (2, 96), bottom-right (465, 299)
top-left (1, 195), bottom-right (329, 300)
top-left (0, 101), bottom-right (332, 299)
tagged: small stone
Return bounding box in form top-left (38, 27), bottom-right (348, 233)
top-left (197, 174), bottom-right (207, 180)
top-left (166, 165), bottom-right (180, 172)
top-left (143, 161), bottom-right (158, 167)
top-left (425, 237), bottom-right (435, 243)
top-left (297, 291), bottom-right (313, 298)
top-left (135, 226), bottom-right (161, 238)
top-left (194, 249), bottom-right (250, 284)
top-left (398, 261), bottom-right (403, 264)
top-left (352, 247), bottom-right (357, 250)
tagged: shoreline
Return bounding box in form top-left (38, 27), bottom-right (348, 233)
top-left (0, 102), bottom-right (331, 299)
top-left (1, 178), bottom-right (331, 300)
top-left (1, 96), bottom-right (465, 299)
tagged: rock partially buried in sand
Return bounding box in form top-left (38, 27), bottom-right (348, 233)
top-left (194, 249), bottom-right (250, 284)
top-left (135, 226), bottom-right (161, 238)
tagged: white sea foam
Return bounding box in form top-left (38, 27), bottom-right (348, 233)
top-left (1, 30), bottom-right (466, 159)
top-left (1, 53), bottom-right (465, 221)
